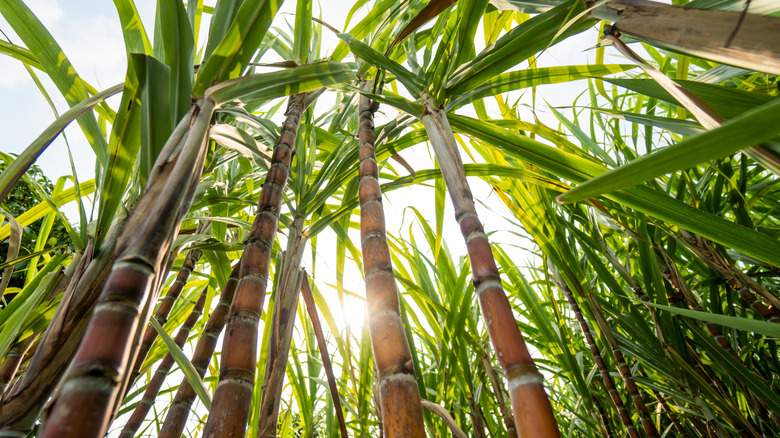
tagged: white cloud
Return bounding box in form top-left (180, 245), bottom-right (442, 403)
top-left (26, 0), bottom-right (64, 28)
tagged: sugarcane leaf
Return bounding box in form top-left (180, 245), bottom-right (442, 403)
top-left (447, 113), bottom-right (780, 267)
top-left (0, 0), bottom-right (108, 165)
top-left (603, 78), bottom-right (773, 120)
top-left (0, 40), bottom-right (42, 69)
top-left (557, 97), bottom-right (780, 203)
top-left (387, 0), bottom-right (458, 54)
top-left (647, 302), bottom-right (780, 338)
top-left (138, 56), bottom-right (172, 188)
top-left (96, 54), bottom-right (147, 247)
top-left (444, 0), bottom-right (593, 98)
top-left (0, 180), bottom-right (95, 241)
top-left (159, 0), bottom-right (194, 122)
top-left (207, 61), bottom-right (355, 105)
top-left (595, 109), bottom-right (705, 136)
top-left (113, 0), bottom-right (152, 54)
top-left (337, 33), bottom-right (423, 96)
top-left (193, 0), bottom-right (285, 96)
top-left (448, 64), bottom-right (635, 109)
top-left (687, 320), bottom-right (780, 414)
top-left (149, 317), bottom-right (212, 409)
top-left (0, 84), bottom-right (122, 206)
top-left (331, 0), bottom-right (397, 61)
top-left (293, 0), bottom-right (312, 63)
top-left (0, 253), bottom-right (66, 359)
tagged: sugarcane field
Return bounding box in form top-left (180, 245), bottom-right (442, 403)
top-left (1, 0), bottom-right (780, 437)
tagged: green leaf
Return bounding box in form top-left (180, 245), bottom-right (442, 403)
top-left (603, 78), bottom-right (773, 120)
top-left (113, 0), bottom-right (153, 54)
top-left (337, 33), bottom-right (423, 96)
top-left (448, 64), bottom-right (636, 109)
top-left (192, 0), bottom-right (285, 95)
top-left (447, 113), bottom-right (780, 267)
top-left (558, 97), bottom-right (780, 203)
top-left (646, 302), bottom-right (780, 339)
top-left (207, 61), bottom-right (356, 106)
top-left (149, 317), bottom-right (212, 409)
top-left (293, 0), bottom-right (312, 63)
top-left (96, 54), bottom-right (147, 247)
top-left (160, 0), bottom-right (195, 122)
top-left (444, 0), bottom-right (593, 98)
top-left (0, 180), bottom-right (96, 241)
top-left (0, 84), bottom-right (122, 205)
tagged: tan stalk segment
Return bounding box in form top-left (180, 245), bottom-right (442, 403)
top-left (359, 90), bottom-right (426, 438)
top-left (257, 216), bottom-right (306, 438)
top-left (127, 246), bottom-right (204, 386)
top-left (300, 272), bottom-right (349, 438)
top-left (591, 0), bottom-right (780, 75)
top-left (203, 93), bottom-right (308, 437)
top-left (421, 102), bottom-right (558, 438)
top-left (553, 276), bottom-right (640, 438)
top-left (159, 263), bottom-right (240, 438)
top-left (39, 97), bottom-right (214, 438)
top-left (118, 287), bottom-right (208, 438)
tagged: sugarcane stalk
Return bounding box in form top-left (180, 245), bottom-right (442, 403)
top-left (38, 97), bottom-right (214, 438)
top-left (118, 287), bottom-right (208, 438)
top-left (299, 272), bottom-right (349, 438)
top-left (158, 263), bottom-right (240, 438)
top-left (203, 93), bottom-right (309, 437)
top-left (553, 273), bottom-right (640, 438)
top-left (127, 242), bottom-right (205, 387)
top-left (591, 395), bottom-right (616, 438)
top-left (359, 90), bottom-right (426, 438)
top-left (421, 100), bottom-right (557, 437)
top-left (257, 216), bottom-right (307, 438)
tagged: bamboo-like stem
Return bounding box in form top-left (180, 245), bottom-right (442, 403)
top-left (584, 294), bottom-right (659, 438)
top-left (158, 263), bottom-right (240, 438)
top-left (257, 216), bottom-right (306, 438)
top-left (421, 101), bottom-right (557, 438)
top-left (39, 98), bottom-right (214, 438)
top-left (300, 272), bottom-right (349, 438)
top-left (127, 244), bottom-right (204, 387)
top-left (118, 287), bottom-right (207, 438)
top-left (359, 90), bottom-right (426, 438)
top-left (203, 93), bottom-right (308, 437)
top-left (553, 275), bottom-right (640, 438)
top-left (591, 395), bottom-right (616, 438)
